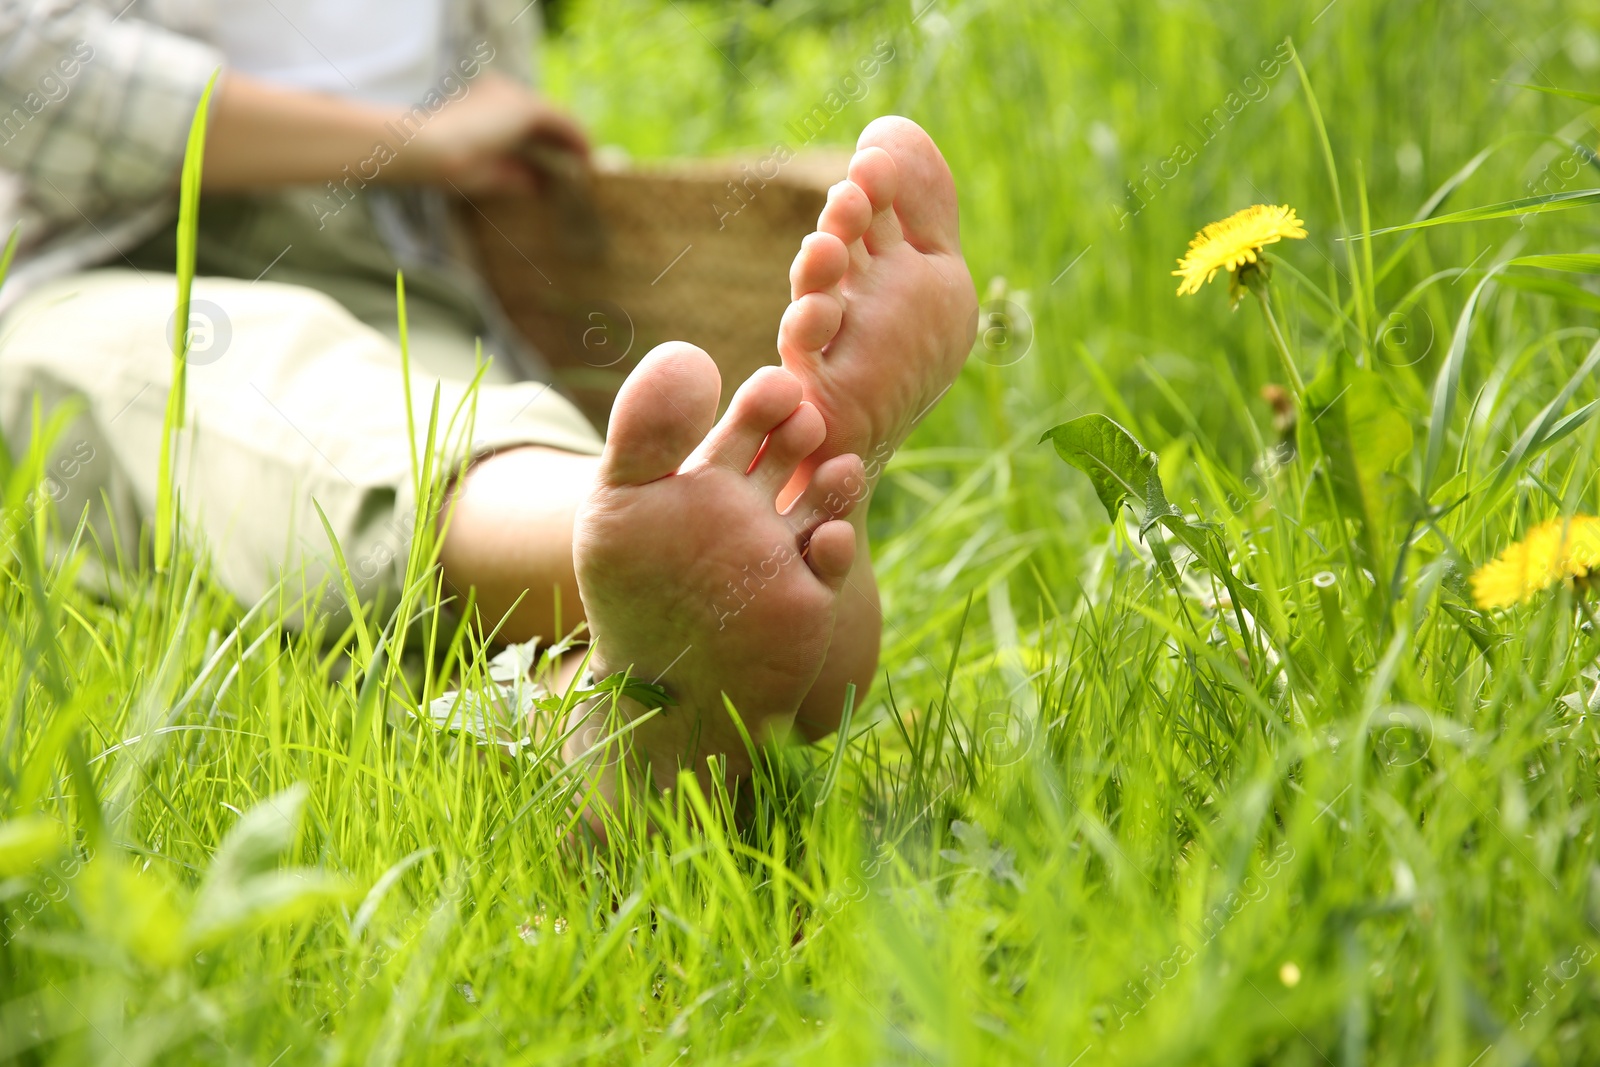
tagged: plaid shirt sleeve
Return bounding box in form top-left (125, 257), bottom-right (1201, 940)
top-left (0, 1), bottom-right (223, 223)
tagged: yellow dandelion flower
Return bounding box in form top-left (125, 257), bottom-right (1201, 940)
top-left (1174, 205), bottom-right (1308, 296)
top-left (1470, 516), bottom-right (1600, 609)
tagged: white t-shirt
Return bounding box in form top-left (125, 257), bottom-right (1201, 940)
top-left (211, 0), bottom-right (446, 105)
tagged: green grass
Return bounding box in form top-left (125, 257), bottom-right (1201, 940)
top-left (8, 0), bottom-right (1600, 1062)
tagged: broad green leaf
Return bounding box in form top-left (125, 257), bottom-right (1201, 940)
top-left (1041, 414), bottom-right (1165, 522)
top-left (1043, 415), bottom-right (1258, 614)
top-left (1381, 472), bottom-right (1426, 528)
top-left (1311, 369), bottom-right (1413, 511)
top-left (1306, 367), bottom-right (1414, 574)
top-left (1151, 512), bottom-right (1261, 617)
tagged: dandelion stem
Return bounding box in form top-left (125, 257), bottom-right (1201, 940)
top-left (1577, 589), bottom-right (1600, 649)
top-left (1255, 288), bottom-right (1307, 403)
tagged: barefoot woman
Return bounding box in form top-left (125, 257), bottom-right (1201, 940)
top-left (0, 0), bottom-right (977, 803)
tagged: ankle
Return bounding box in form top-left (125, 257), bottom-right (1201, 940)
top-left (559, 666), bottom-right (696, 810)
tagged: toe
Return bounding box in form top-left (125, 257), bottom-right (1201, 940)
top-left (784, 453), bottom-right (868, 535)
top-left (848, 145), bottom-right (897, 212)
top-left (749, 400), bottom-right (825, 498)
top-left (778, 291), bottom-right (843, 365)
top-left (847, 146), bottom-right (904, 255)
top-left (856, 116), bottom-right (962, 256)
top-left (599, 341), bottom-right (720, 486)
top-left (691, 365), bottom-right (804, 474)
top-left (789, 231), bottom-right (848, 299)
top-left (817, 180), bottom-right (874, 251)
top-left (803, 520), bottom-right (857, 589)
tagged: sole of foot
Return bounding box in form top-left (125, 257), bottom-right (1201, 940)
top-left (569, 342), bottom-right (867, 800)
top-left (777, 115), bottom-right (978, 505)
top-left (774, 116), bottom-right (978, 741)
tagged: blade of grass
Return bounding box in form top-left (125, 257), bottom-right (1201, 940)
top-left (1367, 188), bottom-right (1600, 237)
top-left (1507, 81), bottom-right (1600, 106)
top-left (812, 682), bottom-right (857, 810)
top-left (1503, 253), bottom-right (1600, 273)
top-left (1466, 338), bottom-right (1600, 526)
top-left (1292, 42), bottom-right (1368, 347)
top-left (1422, 267), bottom-right (1502, 499)
top-left (0, 225), bottom-right (18, 293)
top-left (155, 70), bottom-right (220, 571)
top-left (313, 500), bottom-right (375, 667)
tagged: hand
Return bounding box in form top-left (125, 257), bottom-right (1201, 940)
top-left (396, 73), bottom-right (591, 194)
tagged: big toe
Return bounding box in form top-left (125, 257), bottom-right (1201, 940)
top-left (856, 116), bottom-right (962, 255)
top-left (599, 341), bottom-right (720, 486)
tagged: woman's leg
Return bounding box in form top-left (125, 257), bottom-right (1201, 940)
top-left (436, 446), bottom-right (598, 643)
top-left (0, 269), bottom-right (601, 623)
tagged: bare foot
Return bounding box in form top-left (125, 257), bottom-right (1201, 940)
top-left (778, 117), bottom-right (978, 737)
top-left (778, 115), bottom-right (978, 496)
top-left (569, 342), bottom-right (866, 798)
